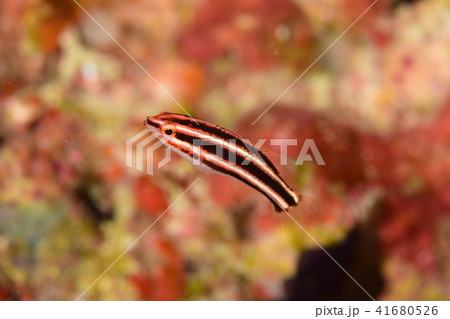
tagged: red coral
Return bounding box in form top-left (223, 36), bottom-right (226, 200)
top-left (134, 176), bottom-right (169, 216)
top-left (129, 236), bottom-right (185, 300)
top-left (179, 0), bottom-right (314, 69)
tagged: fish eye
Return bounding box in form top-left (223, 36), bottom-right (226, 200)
top-left (161, 125), bottom-right (176, 136)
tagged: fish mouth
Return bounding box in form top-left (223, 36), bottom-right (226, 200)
top-left (144, 116), bottom-right (164, 132)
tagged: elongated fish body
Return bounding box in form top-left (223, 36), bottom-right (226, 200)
top-left (145, 112), bottom-right (300, 212)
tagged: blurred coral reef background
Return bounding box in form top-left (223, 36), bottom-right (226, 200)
top-left (1, 0), bottom-right (450, 300)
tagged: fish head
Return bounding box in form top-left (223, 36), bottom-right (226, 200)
top-left (144, 112), bottom-right (179, 142)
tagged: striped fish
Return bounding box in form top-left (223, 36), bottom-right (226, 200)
top-left (145, 112), bottom-right (301, 212)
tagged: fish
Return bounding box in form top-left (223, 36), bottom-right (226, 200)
top-left (144, 112), bottom-right (300, 212)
